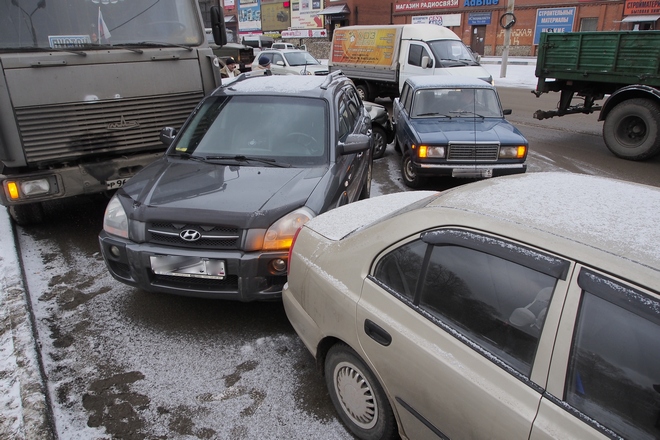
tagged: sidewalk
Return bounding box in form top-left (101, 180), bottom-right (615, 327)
top-left (480, 56), bottom-right (536, 65)
top-left (0, 208), bottom-right (54, 439)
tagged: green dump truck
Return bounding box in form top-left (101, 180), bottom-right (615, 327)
top-left (533, 31), bottom-right (660, 161)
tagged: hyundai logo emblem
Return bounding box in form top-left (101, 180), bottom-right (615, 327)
top-left (180, 229), bottom-right (201, 241)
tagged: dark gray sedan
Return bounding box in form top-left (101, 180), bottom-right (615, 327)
top-left (393, 76), bottom-right (528, 187)
top-left (99, 71), bottom-right (373, 301)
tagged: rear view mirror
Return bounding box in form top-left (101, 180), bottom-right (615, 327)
top-left (338, 134), bottom-right (371, 155)
top-left (160, 127), bottom-right (177, 146)
top-left (503, 109), bottom-right (512, 115)
top-left (421, 55), bottom-right (431, 69)
top-left (210, 6), bottom-right (227, 46)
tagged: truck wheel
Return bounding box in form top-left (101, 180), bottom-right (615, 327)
top-left (401, 151), bottom-right (422, 188)
top-left (9, 203), bottom-right (45, 226)
top-left (603, 99), bottom-right (660, 161)
top-left (371, 126), bottom-right (388, 159)
top-left (356, 84), bottom-right (372, 102)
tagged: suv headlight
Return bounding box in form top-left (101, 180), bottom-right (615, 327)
top-left (103, 194), bottom-right (129, 239)
top-left (263, 207), bottom-right (315, 251)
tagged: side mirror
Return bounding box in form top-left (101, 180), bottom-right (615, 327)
top-left (160, 127), bottom-right (177, 146)
top-left (276, 60), bottom-right (285, 66)
top-left (421, 55), bottom-right (430, 69)
top-left (503, 109), bottom-right (512, 115)
top-left (337, 133), bottom-right (371, 155)
top-left (210, 6), bottom-right (227, 46)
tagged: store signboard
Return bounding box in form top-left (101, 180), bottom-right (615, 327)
top-left (468, 11), bottom-right (492, 25)
top-left (412, 14), bottom-right (461, 26)
top-left (534, 7), bottom-right (576, 45)
top-left (624, 0), bottom-right (660, 15)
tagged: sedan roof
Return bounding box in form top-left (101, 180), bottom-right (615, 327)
top-left (406, 75), bottom-right (495, 89)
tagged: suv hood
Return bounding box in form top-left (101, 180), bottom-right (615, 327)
top-left (120, 158), bottom-right (325, 227)
top-left (411, 118), bottom-right (526, 144)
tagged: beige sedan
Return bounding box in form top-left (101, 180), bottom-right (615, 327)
top-left (283, 172), bottom-right (660, 440)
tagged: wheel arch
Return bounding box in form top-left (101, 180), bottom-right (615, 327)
top-left (600, 85), bottom-right (660, 121)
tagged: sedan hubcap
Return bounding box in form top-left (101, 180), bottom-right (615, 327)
top-left (334, 361), bottom-right (378, 429)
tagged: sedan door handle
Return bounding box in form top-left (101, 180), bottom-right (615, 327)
top-left (364, 319), bottom-right (392, 346)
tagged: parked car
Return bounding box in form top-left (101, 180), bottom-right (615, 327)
top-left (364, 101), bottom-right (394, 159)
top-left (393, 76), bottom-right (528, 187)
top-left (251, 49), bottom-right (329, 76)
top-left (283, 172), bottom-right (660, 440)
top-left (98, 71), bottom-right (373, 301)
top-left (272, 42), bottom-right (296, 50)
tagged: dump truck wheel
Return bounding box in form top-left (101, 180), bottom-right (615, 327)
top-left (603, 98), bottom-right (660, 161)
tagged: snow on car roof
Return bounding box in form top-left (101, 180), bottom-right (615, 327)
top-left (434, 172), bottom-right (660, 267)
top-left (219, 73), bottom-right (328, 95)
top-left (407, 75), bottom-right (494, 89)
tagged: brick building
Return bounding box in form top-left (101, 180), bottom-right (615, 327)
top-left (199, 0), bottom-right (659, 57)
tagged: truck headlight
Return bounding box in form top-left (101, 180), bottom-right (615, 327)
top-left (103, 194), bottom-right (129, 239)
top-left (263, 207), bottom-right (315, 251)
top-left (499, 146), bottom-right (527, 159)
top-left (4, 176), bottom-right (58, 200)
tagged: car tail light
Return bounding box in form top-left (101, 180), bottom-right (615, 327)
top-left (287, 226), bottom-right (303, 275)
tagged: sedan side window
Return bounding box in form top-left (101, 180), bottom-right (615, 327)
top-left (419, 243), bottom-right (558, 376)
top-left (373, 239), bottom-right (427, 301)
top-left (565, 269), bottom-right (660, 440)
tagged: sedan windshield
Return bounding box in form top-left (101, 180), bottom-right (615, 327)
top-left (412, 88), bottom-right (503, 118)
top-left (172, 95), bottom-right (329, 166)
top-left (284, 51), bottom-right (321, 67)
top-left (0, 0), bottom-right (203, 49)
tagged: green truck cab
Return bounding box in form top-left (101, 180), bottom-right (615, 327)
top-left (533, 31), bottom-right (660, 161)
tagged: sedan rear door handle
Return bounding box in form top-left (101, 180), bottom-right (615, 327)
top-left (364, 319), bottom-right (392, 346)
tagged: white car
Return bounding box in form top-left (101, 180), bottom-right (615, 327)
top-left (251, 49), bottom-right (329, 76)
top-left (283, 172), bottom-right (660, 440)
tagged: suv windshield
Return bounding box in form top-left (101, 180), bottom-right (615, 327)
top-left (173, 95), bottom-right (329, 166)
top-left (428, 40), bottom-right (480, 67)
top-left (1, 0), bottom-right (203, 49)
top-left (284, 51), bottom-right (320, 66)
top-left (413, 88), bottom-right (502, 118)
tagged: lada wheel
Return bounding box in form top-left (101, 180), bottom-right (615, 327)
top-left (401, 151), bottom-right (422, 188)
top-left (371, 126), bottom-right (388, 159)
top-left (603, 98), bottom-right (660, 161)
top-left (325, 343), bottom-right (397, 440)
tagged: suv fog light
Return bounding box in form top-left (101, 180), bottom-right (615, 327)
top-left (271, 258), bottom-right (287, 273)
top-left (109, 245), bottom-right (121, 258)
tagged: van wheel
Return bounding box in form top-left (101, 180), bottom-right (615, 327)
top-left (401, 151), bottom-right (422, 188)
top-left (356, 84), bottom-right (372, 102)
top-left (603, 99), bottom-right (660, 161)
top-left (325, 343), bottom-right (397, 440)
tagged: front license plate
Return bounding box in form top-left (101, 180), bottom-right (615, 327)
top-left (452, 168), bottom-right (493, 178)
top-left (106, 178), bottom-right (129, 190)
top-left (150, 255), bottom-right (226, 279)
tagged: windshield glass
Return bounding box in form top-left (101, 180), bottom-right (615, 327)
top-left (428, 40), bottom-right (479, 67)
top-left (0, 0), bottom-right (203, 49)
top-left (412, 88), bottom-right (502, 118)
top-left (173, 95), bottom-right (329, 166)
top-left (284, 51), bottom-right (319, 66)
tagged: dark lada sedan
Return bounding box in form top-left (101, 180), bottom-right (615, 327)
top-left (393, 76), bottom-right (528, 187)
top-left (98, 71), bottom-right (373, 301)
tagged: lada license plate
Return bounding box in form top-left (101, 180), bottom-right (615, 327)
top-left (150, 255), bottom-right (226, 279)
top-left (106, 178), bottom-right (129, 190)
top-left (452, 168), bottom-right (493, 178)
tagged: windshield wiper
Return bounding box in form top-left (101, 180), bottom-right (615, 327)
top-left (169, 152), bottom-right (207, 162)
top-left (416, 112), bottom-right (452, 118)
top-left (134, 41), bottom-right (193, 51)
top-left (88, 43), bottom-right (143, 54)
top-left (450, 111), bottom-right (485, 118)
top-left (204, 155), bottom-right (291, 168)
top-left (13, 46), bottom-right (87, 56)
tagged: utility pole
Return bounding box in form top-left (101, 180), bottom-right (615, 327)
top-left (500, 0), bottom-right (515, 78)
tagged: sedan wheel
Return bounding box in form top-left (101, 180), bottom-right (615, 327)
top-left (371, 126), bottom-right (388, 159)
top-left (401, 151), bottom-right (422, 188)
top-left (325, 343), bottom-right (397, 440)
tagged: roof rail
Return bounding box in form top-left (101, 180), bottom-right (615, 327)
top-left (221, 69), bottom-right (272, 88)
top-left (320, 70), bottom-right (345, 90)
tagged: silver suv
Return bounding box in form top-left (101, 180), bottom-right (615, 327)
top-left (252, 49), bottom-right (329, 76)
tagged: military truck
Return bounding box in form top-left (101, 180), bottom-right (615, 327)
top-left (533, 31), bottom-right (660, 161)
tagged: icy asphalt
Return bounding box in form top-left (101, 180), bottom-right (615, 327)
top-left (0, 56), bottom-right (537, 440)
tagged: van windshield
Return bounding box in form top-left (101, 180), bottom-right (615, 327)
top-left (428, 40), bottom-right (480, 67)
top-left (0, 0), bottom-right (203, 50)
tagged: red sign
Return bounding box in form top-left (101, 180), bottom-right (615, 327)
top-left (394, 0), bottom-right (459, 12)
top-left (624, 0), bottom-right (660, 15)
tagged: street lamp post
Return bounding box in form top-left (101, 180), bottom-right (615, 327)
top-left (500, 0), bottom-right (515, 78)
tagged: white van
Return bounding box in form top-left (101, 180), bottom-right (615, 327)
top-left (272, 42), bottom-right (296, 50)
top-left (241, 35), bottom-right (275, 54)
top-left (328, 24), bottom-right (492, 101)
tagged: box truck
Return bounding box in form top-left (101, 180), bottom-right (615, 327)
top-left (328, 24), bottom-right (492, 101)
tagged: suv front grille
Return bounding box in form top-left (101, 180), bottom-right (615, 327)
top-left (147, 223), bottom-right (241, 249)
top-left (448, 143), bottom-right (499, 161)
